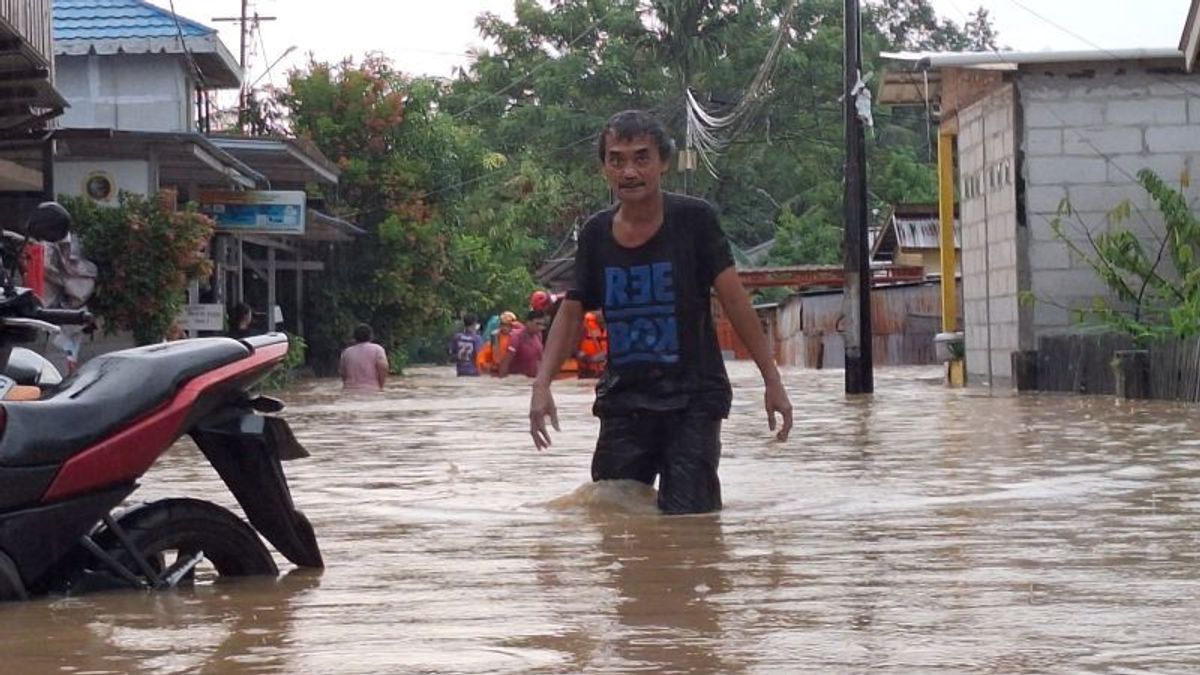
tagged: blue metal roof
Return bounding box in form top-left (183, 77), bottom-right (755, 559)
top-left (54, 0), bottom-right (216, 41)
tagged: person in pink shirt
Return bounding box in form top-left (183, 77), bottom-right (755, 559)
top-left (499, 310), bottom-right (547, 378)
top-left (339, 324), bottom-right (389, 392)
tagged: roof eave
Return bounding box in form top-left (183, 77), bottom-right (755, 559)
top-left (882, 47), bottom-right (1185, 70)
top-left (1183, 0), bottom-right (1200, 71)
top-left (53, 127), bottom-right (265, 189)
top-left (55, 34), bottom-right (243, 88)
top-left (207, 136), bottom-right (342, 186)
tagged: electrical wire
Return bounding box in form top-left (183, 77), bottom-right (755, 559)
top-left (421, 129), bottom-right (600, 200)
top-left (426, 98), bottom-right (680, 200)
top-left (683, 0), bottom-right (800, 179)
top-left (938, 0), bottom-right (1190, 189)
top-left (452, 15), bottom-right (607, 120)
top-left (167, 0), bottom-right (207, 87)
top-left (932, 0), bottom-right (1186, 372)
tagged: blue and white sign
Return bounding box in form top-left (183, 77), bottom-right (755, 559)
top-left (199, 190), bottom-right (306, 235)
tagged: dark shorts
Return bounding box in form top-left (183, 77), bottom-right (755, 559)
top-left (591, 409), bottom-right (722, 515)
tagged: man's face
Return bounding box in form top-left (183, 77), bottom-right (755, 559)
top-left (602, 133), bottom-right (669, 203)
top-left (529, 317), bottom-right (549, 334)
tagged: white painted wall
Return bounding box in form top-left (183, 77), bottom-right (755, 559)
top-left (55, 53), bottom-right (195, 132)
top-left (54, 159), bottom-right (151, 200)
top-left (1019, 65), bottom-right (1200, 337)
top-left (958, 84), bottom-right (1021, 382)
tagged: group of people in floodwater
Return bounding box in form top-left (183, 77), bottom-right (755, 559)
top-left (448, 290), bottom-right (609, 381)
top-left (341, 110), bottom-right (793, 516)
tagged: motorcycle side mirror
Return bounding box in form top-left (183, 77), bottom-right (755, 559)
top-left (24, 202), bottom-right (70, 243)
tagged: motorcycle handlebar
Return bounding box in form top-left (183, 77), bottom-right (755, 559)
top-left (31, 308), bottom-right (93, 326)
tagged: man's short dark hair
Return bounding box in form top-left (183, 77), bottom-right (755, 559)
top-left (463, 313), bottom-right (478, 327)
top-left (526, 309), bottom-right (548, 322)
top-left (597, 110), bottom-right (674, 163)
top-left (354, 323), bottom-right (372, 343)
top-left (230, 302), bottom-right (252, 323)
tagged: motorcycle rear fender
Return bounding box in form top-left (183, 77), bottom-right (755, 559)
top-left (190, 410), bottom-right (323, 569)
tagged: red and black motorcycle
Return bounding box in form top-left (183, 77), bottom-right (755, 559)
top-left (0, 203), bottom-right (322, 601)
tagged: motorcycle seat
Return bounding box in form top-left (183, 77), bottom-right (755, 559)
top-left (0, 338), bottom-right (251, 467)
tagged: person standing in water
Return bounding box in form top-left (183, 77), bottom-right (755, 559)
top-left (449, 313), bottom-right (484, 377)
top-left (528, 110), bottom-right (793, 515)
top-left (340, 323), bottom-right (389, 392)
top-left (499, 309), bottom-right (548, 378)
top-left (227, 302), bottom-right (254, 339)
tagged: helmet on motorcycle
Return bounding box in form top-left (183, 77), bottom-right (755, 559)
top-left (529, 290), bottom-right (552, 312)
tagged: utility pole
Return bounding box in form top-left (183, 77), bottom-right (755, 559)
top-left (842, 0), bottom-right (873, 394)
top-left (213, 1), bottom-right (275, 129)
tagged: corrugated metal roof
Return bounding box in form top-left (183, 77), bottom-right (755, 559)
top-left (871, 205), bottom-right (961, 260)
top-left (54, 0), bottom-right (214, 42)
top-left (894, 216), bottom-right (955, 250)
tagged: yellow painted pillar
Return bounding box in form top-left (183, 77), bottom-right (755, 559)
top-left (938, 130), bottom-right (965, 387)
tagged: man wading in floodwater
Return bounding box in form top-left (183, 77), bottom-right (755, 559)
top-left (529, 110), bottom-right (793, 515)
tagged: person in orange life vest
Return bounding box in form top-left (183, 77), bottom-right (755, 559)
top-left (576, 310), bottom-right (607, 379)
top-left (476, 311), bottom-right (520, 375)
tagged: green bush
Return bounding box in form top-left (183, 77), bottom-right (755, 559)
top-left (60, 192), bottom-right (215, 345)
top-left (260, 332), bottom-right (307, 390)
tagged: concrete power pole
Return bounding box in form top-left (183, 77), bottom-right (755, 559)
top-left (842, 0), bottom-right (873, 394)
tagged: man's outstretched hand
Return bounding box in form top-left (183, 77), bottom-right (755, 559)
top-left (530, 383), bottom-right (560, 450)
top-left (764, 379), bottom-right (793, 442)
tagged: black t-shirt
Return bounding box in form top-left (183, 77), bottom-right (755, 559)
top-left (568, 192), bottom-right (735, 417)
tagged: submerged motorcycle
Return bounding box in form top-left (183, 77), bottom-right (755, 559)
top-left (0, 203), bottom-right (322, 601)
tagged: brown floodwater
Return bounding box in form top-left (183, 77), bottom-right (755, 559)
top-left (4, 362), bottom-right (1200, 673)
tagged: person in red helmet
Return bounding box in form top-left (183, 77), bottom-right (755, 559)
top-left (530, 290), bottom-right (553, 313)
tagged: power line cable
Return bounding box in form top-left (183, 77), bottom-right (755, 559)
top-left (452, 15), bottom-right (607, 120)
top-left (167, 0), bottom-right (207, 87)
top-left (422, 129), bottom-right (600, 200)
top-left (427, 99), bottom-right (680, 200)
top-left (256, 20), bottom-right (273, 88)
top-left (684, 0), bottom-right (799, 179)
top-left (933, 0), bottom-right (1181, 300)
top-left (1002, 0), bottom-right (1200, 98)
top-left (939, 0), bottom-right (1186, 188)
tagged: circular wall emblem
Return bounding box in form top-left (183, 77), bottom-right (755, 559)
top-left (83, 171), bottom-right (116, 202)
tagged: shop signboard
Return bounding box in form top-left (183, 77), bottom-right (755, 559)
top-left (199, 190), bottom-right (306, 235)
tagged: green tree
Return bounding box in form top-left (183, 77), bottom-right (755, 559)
top-left (267, 0), bottom-right (1002, 366)
top-left (867, 0), bottom-right (974, 51)
top-left (964, 7), bottom-right (1001, 51)
top-left (278, 56), bottom-right (507, 369)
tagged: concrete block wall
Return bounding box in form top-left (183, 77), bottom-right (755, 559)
top-left (958, 84), bottom-right (1020, 382)
top-left (1020, 65), bottom-right (1200, 334)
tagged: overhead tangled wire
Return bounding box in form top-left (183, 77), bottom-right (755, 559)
top-left (685, 0), bottom-right (799, 179)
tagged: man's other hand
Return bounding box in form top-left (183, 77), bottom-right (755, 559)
top-left (530, 384), bottom-right (560, 450)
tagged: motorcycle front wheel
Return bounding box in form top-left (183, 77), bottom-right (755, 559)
top-left (94, 498), bottom-right (278, 586)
